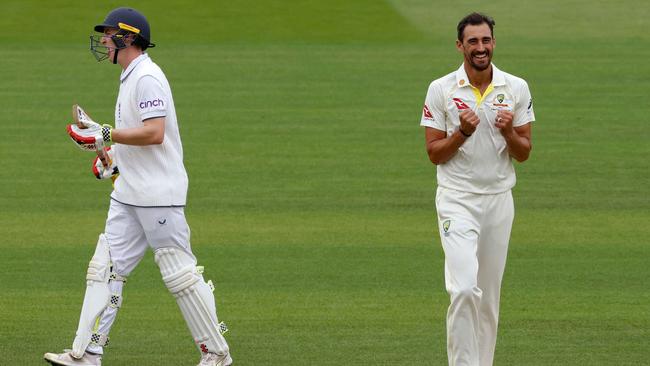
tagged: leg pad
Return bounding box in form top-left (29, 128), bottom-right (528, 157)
top-left (155, 248), bottom-right (229, 355)
top-left (71, 234), bottom-right (112, 358)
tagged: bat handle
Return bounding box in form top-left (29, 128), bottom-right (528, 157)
top-left (95, 136), bottom-right (110, 169)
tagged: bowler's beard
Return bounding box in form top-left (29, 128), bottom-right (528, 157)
top-left (467, 50), bottom-right (492, 71)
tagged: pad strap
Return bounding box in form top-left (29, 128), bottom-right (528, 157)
top-left (197, 266), bottom-right (215, 292)
top-left (109, 293), bottom-right (122, 308)
top-left (218, 321), bottom-right (229, 335)
top-left (90, 333), bottom-right (109, 347)
top-left (109, 272), bottom-right (127, 283)
top-left (108, 271), bottom-right (126, 308)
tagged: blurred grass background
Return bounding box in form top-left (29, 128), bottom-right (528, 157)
top-left (0, 0), bottom-right (648, 364)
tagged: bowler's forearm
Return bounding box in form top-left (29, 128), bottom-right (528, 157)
top-left (427, 130), bottom-right (468, 165)
top-left (503, 130), bottom-right (531, 162)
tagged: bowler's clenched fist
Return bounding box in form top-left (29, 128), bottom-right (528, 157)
top-left (494, 110), bottom-right (515, 136)
top-left (459, 109), bottom-right (480, 136)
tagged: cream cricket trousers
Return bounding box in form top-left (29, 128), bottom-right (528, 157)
top-left (435, 187), bottom-right (514, 366)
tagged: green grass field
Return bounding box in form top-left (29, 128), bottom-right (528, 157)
top-left (1, 0), bottom-right (649, 365)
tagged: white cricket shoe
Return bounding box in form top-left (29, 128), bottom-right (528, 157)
top-left (44, 350), bottom-right (101, 366)
top-left (198, 352), bottom-right (233, 366)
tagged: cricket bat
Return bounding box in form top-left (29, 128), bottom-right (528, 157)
top-left (72, 104), bottom-right (110, 169)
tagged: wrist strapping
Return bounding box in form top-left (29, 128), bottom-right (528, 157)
top-left (102, 125), bottom-right (113, 143)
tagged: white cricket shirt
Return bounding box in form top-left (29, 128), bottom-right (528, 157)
top-left (420, 64), bottom-right (535, 194)
top-left (111, 53), bottom-right (188, 207)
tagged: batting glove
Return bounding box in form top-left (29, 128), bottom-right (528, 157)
top-left (67, 123), bottom-right (113, 151)
top-left (67, 105), bottom-right (113, 151)
top-left (92, 146), bottom-right (119, 181)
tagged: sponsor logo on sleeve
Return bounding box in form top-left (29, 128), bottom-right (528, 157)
top-left (528, 98), bottom-right (533, 110)
top-left (139, 99), bottom-right (164, 109)
top-left (423, 105), bottom-right (434, 120)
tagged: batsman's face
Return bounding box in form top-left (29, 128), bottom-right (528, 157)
top-left (456, 24), bottom-right (495, 71)
top-left (101, 28), bottom-right (119, 59)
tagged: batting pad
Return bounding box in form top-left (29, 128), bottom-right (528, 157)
top-left (155, 248), bottom-right (229, 355)
top-left (72, 234), bottom-right (111, 358)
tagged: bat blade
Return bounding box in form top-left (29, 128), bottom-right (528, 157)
top-left (72, 104), bottom-right (92, 128)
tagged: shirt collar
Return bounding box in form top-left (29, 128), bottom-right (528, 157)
top-left (120, 53), bottom-right (149, 82)
top-left (455, 63), bottom-right (506, 88)
top-left (491, 64), bottom-right (506, 86)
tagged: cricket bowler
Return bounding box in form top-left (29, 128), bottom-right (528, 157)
top-left (44, 7), bottom-right (232, 366)
top-left (420, 12), bottom-right (535, 366)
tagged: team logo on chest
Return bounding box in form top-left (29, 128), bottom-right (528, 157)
top-left (492, 94), bottom-right (509, 108)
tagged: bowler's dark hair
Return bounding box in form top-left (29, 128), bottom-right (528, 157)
top-left (457, 12), bottom-right (495, 41)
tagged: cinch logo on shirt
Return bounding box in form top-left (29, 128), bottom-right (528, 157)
top-left (139, 99), bottom-right (164, 109)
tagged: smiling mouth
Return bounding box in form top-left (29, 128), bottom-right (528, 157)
top-left (473, 52), bottom-right (489, 61)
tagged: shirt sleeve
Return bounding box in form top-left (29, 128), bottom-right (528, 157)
top-left (513, 80), bottom-right (535, 127)
top-left (420, 81), bottom-right (446, 131)
top-left (135, 75), bottom-right (167, 121)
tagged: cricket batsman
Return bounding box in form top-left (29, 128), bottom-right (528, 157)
top-left (44, 7), bottom-right (233, 366)
top-left (420, 12), bottom-right (535, 366)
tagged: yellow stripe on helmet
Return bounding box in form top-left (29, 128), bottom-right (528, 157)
top-left (118, 22), bottom-right (140, 34)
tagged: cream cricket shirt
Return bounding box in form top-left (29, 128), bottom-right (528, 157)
top-left (111, 53), bottom-right (188, 207)
top-left (420, 64), bottom-right (535, 194)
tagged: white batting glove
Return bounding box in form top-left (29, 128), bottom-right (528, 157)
top-left (92, 146), bottom-right (119, 181)
top-left (67, 124), bottom-right (113, 151)
top-left (67, 105), bottom-right (113, 151)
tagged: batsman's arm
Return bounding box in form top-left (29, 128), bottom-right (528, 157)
top-left (425, 127), bottom-right (468, 165)
top-left (111, 117), bottom-right (165, 146)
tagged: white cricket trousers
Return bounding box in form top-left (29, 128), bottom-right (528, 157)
top-left (435, 187), bottom-right (514, 366)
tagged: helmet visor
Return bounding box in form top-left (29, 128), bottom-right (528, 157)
top-left (89, 33), bottom-right (130, 62)
top-left (89, 34), bottom-right (110, 61)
